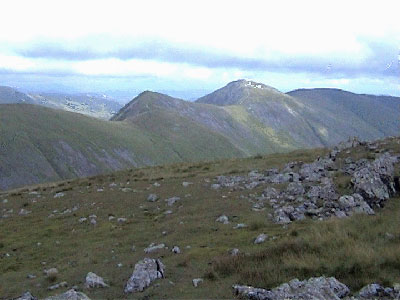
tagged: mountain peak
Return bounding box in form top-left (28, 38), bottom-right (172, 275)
top-left (196, 79), bottom-right (282, 106)
top-left (111, 90), bottom-right (182, 121)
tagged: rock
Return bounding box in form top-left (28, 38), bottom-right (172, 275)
top-left (144, 243), bottom-right (166, 253)
top-left (254, 233), bottom-right (268, 244)
top-left (44, 289), bottom-right (91, 300)
top-left (90, 218), bottom-right (97, 225)
top-left (117, 217), bottom-right (127, 223)
top-left (216, 215), bottom-right (229, 224)
top-left (165, 196), bottom-right (180, 206)
top-left (211, 184), bottom-right (221, 190)
top-left (124, 258), bottom-right (165, 293)
top-left (182, 182), bottom-right (192, 187)
top-left (54, 192), bottom-right (65, 198)
top-left (48, 281), bottom-right (68, 290)
top-left (352, 168), bottom-right (389, 207)
top-left (273, 208), bottom-right (292, 224)
top-left (358, 283), bottom-right (398, 299)
top-left (233, 276), bottom-right (350, 300)
top-left (44, 268), bottom-right (59, 277)
top-left (286, 182), bottom-right (305, 196)
top-left (263, 187), bottom-right (279, 199)
top-left (230, 248), bottom-right (240, 256)
top-left (192, 278), bottom-right (203, 287)
top-left (153, 182), bottom-right (161, 187)
top-left (14, 292), bottom-right (38, 300)
top-left (19, 208), bottom-right (31, 216)
top-left (79, 217), bottom-right (87, 223)
top-left (85, 272), bottom-right (109, 288)
top-left (147, 194), bottom-right (158, 202)
top-left (233, 223), bottom-right (248, 229)
top-left (172, 246), bottom-right (181, 254)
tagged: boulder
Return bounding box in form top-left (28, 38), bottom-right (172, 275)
top-left (124, 258), bottom-right (165, 293)
top-left (85, 272), bottom-right (109, 288)
top-left (192, 278), bottom-right (203, 287)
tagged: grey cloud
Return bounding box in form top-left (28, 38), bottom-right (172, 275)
top-left (12, 36), bottom-right (400, 78)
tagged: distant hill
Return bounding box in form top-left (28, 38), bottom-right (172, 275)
top-left (0, 86), bottom-right (122, 119)
top-left (0, 86), bottom-right (36, 104)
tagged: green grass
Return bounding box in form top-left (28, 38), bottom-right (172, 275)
top-left (0, 137), bottom-right (399, 299)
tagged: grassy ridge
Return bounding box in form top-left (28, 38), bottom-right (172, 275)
top-left (1, 138), bottom-right (399, 299)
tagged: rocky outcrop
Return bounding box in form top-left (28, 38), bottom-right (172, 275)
top-left (233, 276), bottom-right (350, 300)
top-left (124, 258), bottom-right (165, 293)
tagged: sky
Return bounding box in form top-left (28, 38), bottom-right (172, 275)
top-left (0, 0), bottom-right (399, 99)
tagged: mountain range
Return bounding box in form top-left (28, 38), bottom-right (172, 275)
top-left (0, 79), bottom-right (399, 190)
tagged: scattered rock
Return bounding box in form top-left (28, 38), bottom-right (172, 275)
top-left (165, 196), bottom-right (180, 206)
top-left (14, 291), bottom-right (37, 300)
top-left (44, 268), bottom-right (58, 277)
top-left (230, 248), bottom-right (240, 256)
top-left (254, 233), bottom-right (268, 244)
top-left (171, 246), bottom-right (181, 254)
top-left (19, 208), bottom-right (31, 216)
top-left (124, 258), bottom-right (165, 293)
top-left (147, 194), bottom-right (158, 202)
top-left (43, 289), bottom-right (91, 300)
top-left (233, 223), bottom-right (248, 229)
top-left (48, 281), bottom-right (68, 290)
top-left (216, 215), bottom-right (229, 224)
top-left (192, 278), bottom-right (203, 287)
top-left (85, 272), bottom-right (109, 288)
top-left (144, 243), bottom-right (166, 253)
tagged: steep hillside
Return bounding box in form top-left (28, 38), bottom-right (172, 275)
top-left (0, 104), bottom-right (243, 190)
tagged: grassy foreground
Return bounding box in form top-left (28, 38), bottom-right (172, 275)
top-left (0, 140), bottom-right (399, 299)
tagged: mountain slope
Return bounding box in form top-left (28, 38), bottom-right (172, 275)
top-left (288, 88), bottom-right (400, 143)
top-left (0, 104), bottom-right (244, 190)
top-left (112, 91), bottom-right (298, 155)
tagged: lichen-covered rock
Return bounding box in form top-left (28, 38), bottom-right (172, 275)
top-left (233, 276), bottom-right (350, 300)
top-left (85, 272), bottom-right (109, 288)
top-left (124, 258), bottom-right (165, 293)
top-left (44, 289), bottom-right (91, 300)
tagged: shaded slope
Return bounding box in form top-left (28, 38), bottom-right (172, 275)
top-left (288, 88), bottom-right (400, 144)
top-left (0, 104), bottom-right (244, 190)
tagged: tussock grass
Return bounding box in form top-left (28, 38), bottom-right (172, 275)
top-left (213, 200), bottom-right (400, 291)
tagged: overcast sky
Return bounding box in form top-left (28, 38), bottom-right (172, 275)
top-left (0, 0), bottom-right (399, 97)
